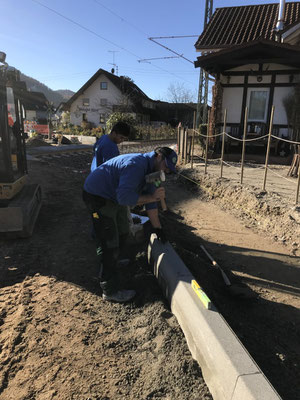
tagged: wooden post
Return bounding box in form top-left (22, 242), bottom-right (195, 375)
top-left (296, 161), bottom-right (300, 204)
top-left (177, 125), bottom-right (180, 160)
top-left (263, 105), bottom-right (275, 191)
top-left (204, 111), bottom-right (210, 175)
top-left (220, 109), bottom-right (227, 178)
top-left (191, 112), bottom-right (196, 169)
top-left (180, 127), bottom-right (184, 163)
top-left (182, 129), bottom-right (184, 164)
top-left (187, 129), bottom-right (192, 163)
top-left (177, 123), bottom-right (180, 155)
top-left (178, 127), bottom-right (183, 163)
top-left (240, 107), bottom-right (248, 184)
top-left (183, 129), bottom-right (188, 164)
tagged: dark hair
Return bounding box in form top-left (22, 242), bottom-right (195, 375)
top-left (154, 147), bottom-right (174, 159)
top-left (111, 121), bottom-right (130, 137)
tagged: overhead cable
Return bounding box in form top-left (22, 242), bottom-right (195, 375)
top-left (31, 0), bottom-right (196, 85)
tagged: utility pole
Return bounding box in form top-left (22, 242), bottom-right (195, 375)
top-left (196, 0), bottom-right (213, 128)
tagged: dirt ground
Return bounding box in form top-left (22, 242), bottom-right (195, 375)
top-left (0, 147), bottom-right (212, 400)
top-left (163, 161), bottom-right (300, 400)
top-left (0, 142), bottom-right (299, 399)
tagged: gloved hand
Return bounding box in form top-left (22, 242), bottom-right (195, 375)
top-left (154, 228), bottom-right (168, 243)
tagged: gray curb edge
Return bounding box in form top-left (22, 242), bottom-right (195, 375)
top-left (148, 234), bottom-right (282, 400)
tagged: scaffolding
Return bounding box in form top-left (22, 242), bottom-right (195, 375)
top-left (196, 0), bottom-right (213, 127)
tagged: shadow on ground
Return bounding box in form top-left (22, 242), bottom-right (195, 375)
top-left (158, 209), bottom-right (300, 400)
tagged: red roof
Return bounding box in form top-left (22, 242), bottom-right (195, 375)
top-left (195, 2), bottom-right (300, 50)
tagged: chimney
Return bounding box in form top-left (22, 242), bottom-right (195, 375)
top-left (276, 0), bottom-right (285, 31)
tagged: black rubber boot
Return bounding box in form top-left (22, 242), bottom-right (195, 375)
top-left (99, 280), bottom-right (135, 303)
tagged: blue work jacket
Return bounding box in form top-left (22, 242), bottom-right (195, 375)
top-left (91, 134), bottom-right (119, 172)
top-left (84, 151), bottom-right (157, 209)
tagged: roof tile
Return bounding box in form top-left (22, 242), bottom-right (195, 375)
top-left (195, 2), bottom-right (300, 49)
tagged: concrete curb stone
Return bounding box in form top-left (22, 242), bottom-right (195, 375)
top-left (148, 234), bottom-right (282, 400)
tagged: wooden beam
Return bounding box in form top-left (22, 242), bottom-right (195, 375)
top-left (222, 69), bottom-right (300, 76)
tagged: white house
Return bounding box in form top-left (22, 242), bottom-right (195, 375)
top-left (194, 1), bottom-right (300, 149)
top-left (63, 69), bottom-right (156, 127)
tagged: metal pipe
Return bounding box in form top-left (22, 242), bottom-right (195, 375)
top-left (276, 0), bottom-right (285, 31)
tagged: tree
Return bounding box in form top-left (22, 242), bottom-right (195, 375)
top-left (46, 101), bottom-right (55, 139)
top-left (60, 111), bottom-right (70, 126)
top-left (166, 82), bottom-right (196, 103)
top-left (122, 76), bottom-right (134, 83)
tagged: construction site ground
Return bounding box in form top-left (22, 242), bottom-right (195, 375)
top-left (0, 140), bottom-right (299, 400)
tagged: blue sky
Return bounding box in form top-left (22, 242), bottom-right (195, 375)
top-left (2, 0), bottom-right (280, 101)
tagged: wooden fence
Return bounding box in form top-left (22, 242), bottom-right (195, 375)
top-left (177, 107), bottom-right (300, 204)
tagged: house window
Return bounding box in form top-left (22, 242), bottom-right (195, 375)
top-left (100, 98), bottom-right (107, 106)
top-left (82, 113), bottom-right (87, 122)
top-left (100, 82), bottom-right (108, 90)
top-left (100, 113), bottom-right (105, 123)
top-left (82, 98), bottom-right (89, 106)
top-left (247, 89), bottom-right (269, 122)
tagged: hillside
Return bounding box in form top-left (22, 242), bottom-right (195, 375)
top-left (55, 89), bottom-right (74, 100)
top-left (20, 73), bottom-right (74, 106)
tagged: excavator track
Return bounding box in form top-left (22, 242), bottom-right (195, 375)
top-left (0, 183), bottom-right (42, 238)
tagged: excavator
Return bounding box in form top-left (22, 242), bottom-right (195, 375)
top-left (0, 52), bottom-right (41, 237)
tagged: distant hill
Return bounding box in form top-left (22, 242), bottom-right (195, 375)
top-left (55, 89), bottom-right (74, 101)
top-left (20, 73), bottom-right (75, 106)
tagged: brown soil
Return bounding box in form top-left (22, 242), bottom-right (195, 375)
top-left (0, 146), bottom-right (299, 400)
top-left (0, 150), bottom-right (212, 400)
top-left (26, 138), bottom-right (51, 147)
top-left (163, 165), bottom-right (300, 400)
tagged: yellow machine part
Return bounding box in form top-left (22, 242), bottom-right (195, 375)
top-left (0, 175), bottom-right (27, 200)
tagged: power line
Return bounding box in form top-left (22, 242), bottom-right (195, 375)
top-left (30, 0), bottom-right (196, 85)
top-left (92, 0), bottom-right (149, 37)
top-left (30, 0), bottom-right (140, 58)
top-left (149, 37), bottom-right (196, 64)
top-left (92, 0), bottom-right (198, 65)
top-left (138, 56), bottom-right (180, 63)
top-left (36, 66), bottom-right (199, 81)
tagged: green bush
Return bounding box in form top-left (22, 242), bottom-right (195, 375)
top-left (91, 126), bottom-right (104, 138)
top-left (57, 119), bottom-right (177, 140)
top-left (135, 125), bottom-right (176, 140)
top-left (74, 125), bottom-right (83, 134)
top-left (106, 113), bottom-right (137, 140)
top-left (61, 111), bottom-right (70, 126)
top-left (81, 121), bottom-right (95, 130)
top-left (60, 127), bottom-right (73, 135)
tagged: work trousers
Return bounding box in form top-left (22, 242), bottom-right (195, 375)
top-left (82, 190), bottom-right (129, 293)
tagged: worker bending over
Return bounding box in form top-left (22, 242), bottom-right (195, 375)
top-left (82, 147), bottom-right (177, 303)
top-left (90, 121), bottom-right (130, 171)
